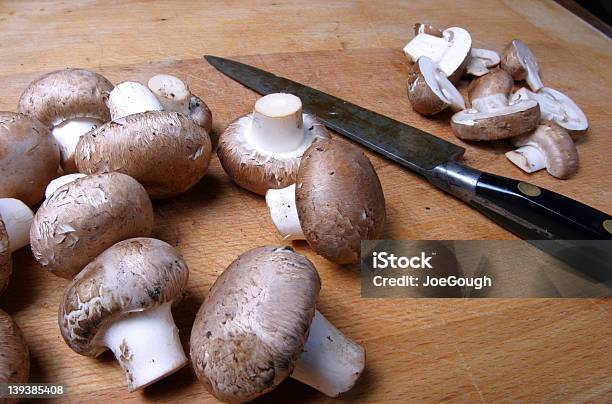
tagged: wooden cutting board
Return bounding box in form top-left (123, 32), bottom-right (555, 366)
top-left (1, 48), bottom-right (611, 402)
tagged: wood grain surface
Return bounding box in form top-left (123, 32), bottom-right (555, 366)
top-left (0, 1), bottom-right (610, 403)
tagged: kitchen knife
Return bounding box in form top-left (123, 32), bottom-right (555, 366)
top-left (205, 55), bottom-right (612, 240)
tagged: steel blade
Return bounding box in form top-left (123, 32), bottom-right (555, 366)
top-left (205, 55), bottom-right (465, 173)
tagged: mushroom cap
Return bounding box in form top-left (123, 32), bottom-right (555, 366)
top-left (0, 217), bottom-right (11, 296)
top-left (296, 139), bottom-right (386, 264)
top-left (75, 111), bottom-right (212, 199)
top-left (190, 246), bottom-right (320, 402)
top-left (0, 309), bottom-right (30, 388)
top-left (17, 68), bottom-right (113, 127)
top-left (217, 113), bottom-right (330, 195)
top-left (467, 68), bottom-right (514, 101)
top-left (0, 112), bottom-right (60, 206)
top-left (407, 57), bottom-right (465, 116)
top-left (189, 95), bottom-right (213, 134)
top-left (500, 39), bottom-right (543, 91)
top-left (30, 173), bottom-right (155, 279)
top-left (511, 121), bottom-right (579, 179)
top-left (59, 237), bottom-right (189, 357)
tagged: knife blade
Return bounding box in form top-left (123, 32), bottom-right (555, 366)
top-left (205, 55), bottom-right (612, 241)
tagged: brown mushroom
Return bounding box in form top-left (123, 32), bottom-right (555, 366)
top-left (451, 68), bottom-right (540, 140)
top-left (190, 246), bottom-right (365, 402)
top-left (266, 139), bottom-right (385, 264)
top-left (506, 121), bottom-right (578, 179)
top-left (500, 39), bottom-right (543, 92)
top-left (17, 68), bottom-right (113, 173)
top-left (0, 309), bottom-right (30, 397)
top-left (59, 238), bottom-right (189, 392)
top-left (217, 93), bottom-right (330, 195)
top-left (30, 172), bottom-right (154, 279)
top-left (0, 112), bottom-right (60, 206)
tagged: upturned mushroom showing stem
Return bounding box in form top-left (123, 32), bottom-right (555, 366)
top-left (59, 238), bottom-right (189, 392)
top-left (189, 246), bottom-right (365, 402)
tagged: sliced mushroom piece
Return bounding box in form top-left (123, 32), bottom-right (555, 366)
top-left (59, 238), bottom-right (189, 392)
top-left (506, 122), bottom-right (578, 179)
top-left (190, 246), bottom-right (365, 402)
top-left (0, 112), bottom-right (60, 206)
top-left (404, 26), bottom-right (472, 82)
top-left (147, 74), bottom-right (213, 133)
top-left (266, 139), bottom-right (385, 264)
top-left (217, 93), bottom-right (330, 195)
top-left (31, 173), bottom-right (154, 279)
top-left (510, 87), bottom-right (588, 138)
top-left (407, 56), bottom-right (465, 116)
top-left (451, 69), bottom-right (540, 140)
top-left (466, 48), bottom-right (500, 77)
top-left (0, 309), bottom-right (30, 391)
top-left (414, 22), bottom-right (443, 37)
top-left (500, 39), bottom-right (543, 92)
top-left (17, 69), bottom-right (113, 173)
top-left (0, 198), bottom-right (33, 295)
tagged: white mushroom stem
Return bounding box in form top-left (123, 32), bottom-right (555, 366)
top-left (265, 184), bottom-right (305, 240)
top-left (45, 174), bottom-right (87, 198)
top-left (404, 33), bottom-right (449, 63)
top-left (505, 145), bottom-right (546, 173)
top-left (148, 74), bottom-right (191, 115)
top-left (0, 199), bottom-right (34, 252)
top-left (108, 81), bottom-right (163, 120)
top-left (52, 118), bottom-right (102, 171)
top-left (249, 93), bottom-right (305, 153)
top-left (471, 94), bottom-right (508, 112)
top-left (291, 310), bottom-right (365, 397)
top-left (102, 302), bottom-right (187, 392)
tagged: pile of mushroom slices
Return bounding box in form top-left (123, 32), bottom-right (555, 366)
top-left (217, 92), bottom-right (387, 264)
top-left (404, 24), bottom-right (588, 180)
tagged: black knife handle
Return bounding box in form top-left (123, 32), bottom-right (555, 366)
top-left (428, 162), bottom-right (612, 240)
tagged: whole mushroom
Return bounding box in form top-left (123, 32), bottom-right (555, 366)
top-left (190, 246), bottom-right (365, 402)
top-left (500, 39), bottom-right (543, 92)
top-left (407, 56), bottom-right (465, 116)
top-left (17, 68), bottom-right (113, 173)
top-left (0, 198), bottom-right (34, 295)
top-left (0, 309), bottom-right (30, 399)
top-left (451, 68), bottom-right (540, 140)
top-left (0, 112), bottom-right (60, 206)
top-left (30, 172), bottom-right (155, 279)
top-left (266, 139), bottom-right (385, 264)
top-left (217, 93), bottom-right (330, 195)
top-left (59, 238), bottom-right (189, 392)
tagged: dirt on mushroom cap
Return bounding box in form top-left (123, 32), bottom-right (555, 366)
top-left (75, 111), bottom-right (212, 199)
top-left (217, 113), bottom-right (330, 195)
top-left (0, 309), bottom-right (30, 388)
top-left (190, 246), bottom-right (320, 403)
top-left (0, 218), bottom-right (11, 297)
top-left (59, 238), bottom-right (189, 357)
top-left (17, 68), bottom-right (113, 127)
top-left (30, 173), bottom-right (155, 279)
top-left (0, 112), bottom-right (60, 206)
top-left (297, 139), bottom-right (386, 264)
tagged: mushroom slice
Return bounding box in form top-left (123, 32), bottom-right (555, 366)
top-left (31, 173), bottom-right (154, 279)
top-left (75, 111), bottom-right (212, 199)
top-left (190, 246), bottom-right (365, 402)
top-left (506, 122), bottom-right (578, 179)
top-left (466, 48), bottom-right (501, 77)
top-left (404, 26), bottom-right (472, 82)
top-left (17, 69), bottom-right (113, 173)
top-left (407, 56), bottom-right (465, 116)
top-left (266, 139), bottom-right (386, 264)
top-left (510, 87), bottom-right (588, 138)
top-left (414, 22), bottom-right (443, 37)
top-left (0, 309), bottom-right (30, 387)
top-left (501, 39), bottom-right (543, 92)
top-left (451, 69), bottom-right (540, 141)
top-left (217, 93), bottom-right (330, 195)
top-left (147, 74), bottom-right (213, 133)
top-left (59, 238), bottom-right (189, 392)
top-left (0, 198), bottom-right (33, 295)
top-left (0, 112), bottom-right (60, 206)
